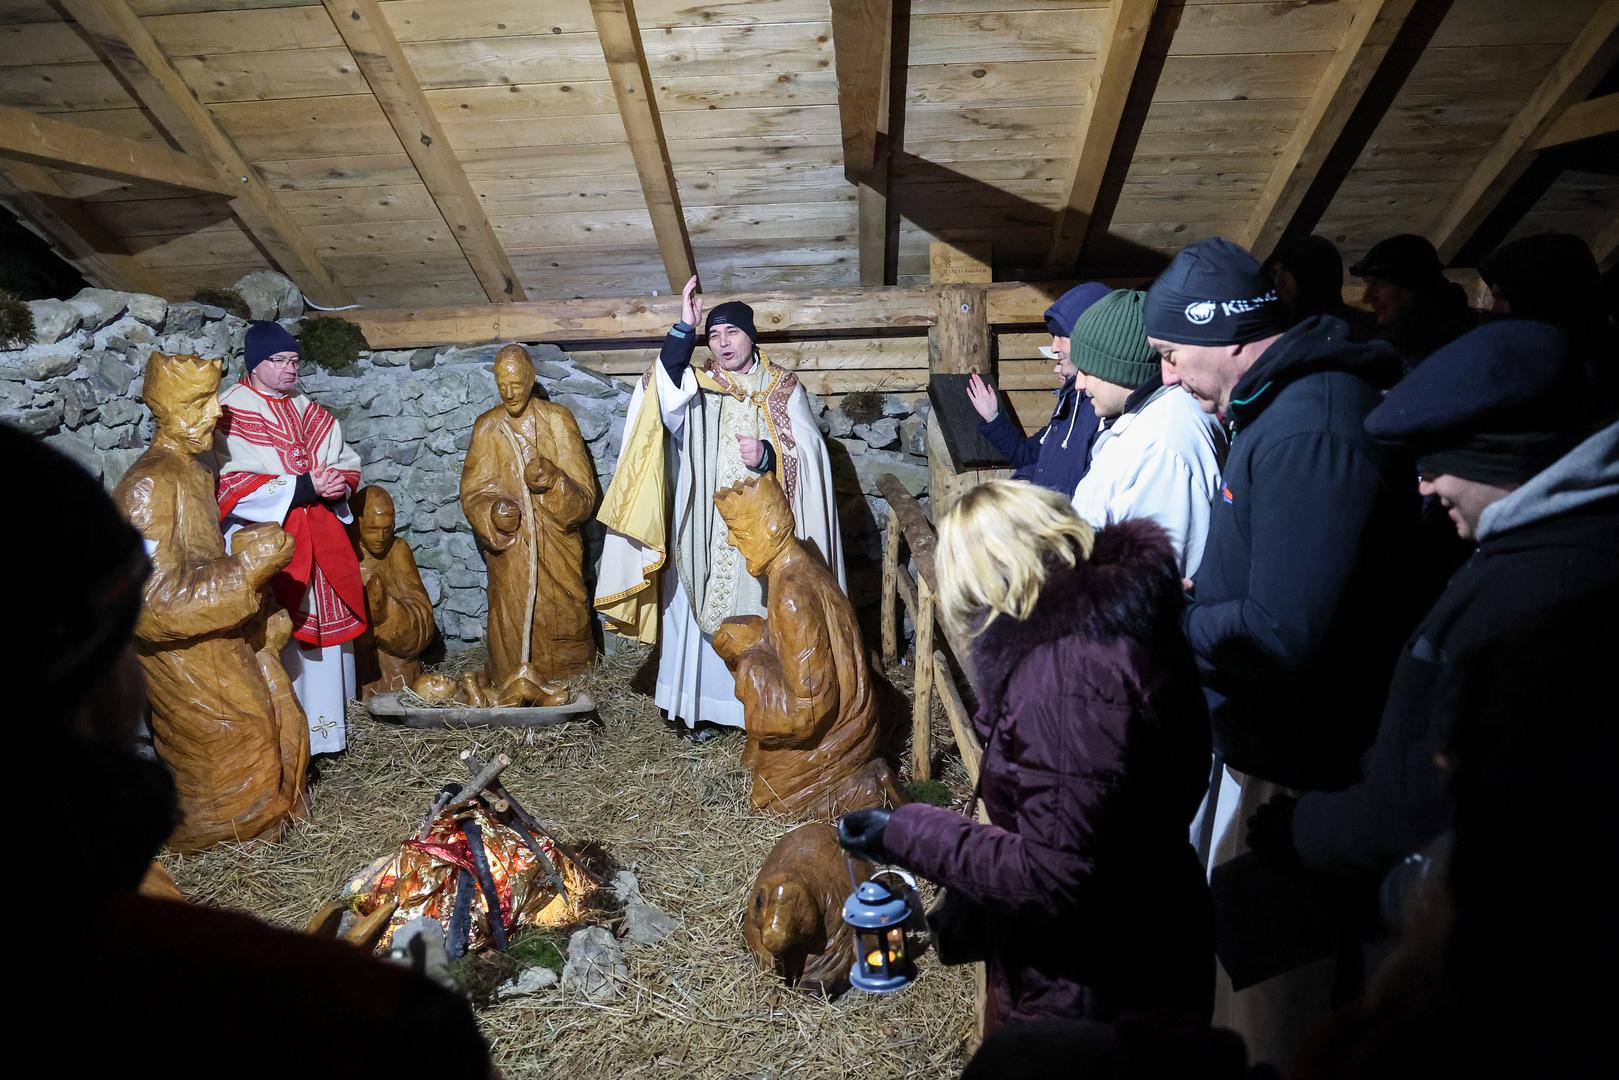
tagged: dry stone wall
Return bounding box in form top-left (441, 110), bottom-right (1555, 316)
top-left (2, 277), bottom-right (935, 649)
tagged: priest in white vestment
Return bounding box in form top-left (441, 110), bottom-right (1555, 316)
top-left (214, 321), bottom-right (365, 754)
top-left (595, 277), bottom-right (844, 740)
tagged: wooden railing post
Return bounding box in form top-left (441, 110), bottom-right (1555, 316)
top-left (880, 505), bottom-right (902, 665)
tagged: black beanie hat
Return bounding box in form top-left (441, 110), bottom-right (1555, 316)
top-left (1366, 320), bottom-right (1583, 485)
top-left (1143, 237), bottom-right (1286, 346)
top-left (1350, 233), bottom-right (1445, 293)
top-left (705, 301), bottom-right (757, 348)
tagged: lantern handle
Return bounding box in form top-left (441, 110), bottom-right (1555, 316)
top-left (873, 867), bottom-right (918, 891)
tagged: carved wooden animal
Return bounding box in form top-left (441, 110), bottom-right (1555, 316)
top-left (743, 822), bottom-right (871, 996)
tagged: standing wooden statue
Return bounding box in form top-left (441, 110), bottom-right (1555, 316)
top-left (712, 474), bottom-right (901, 818)
top-left (351, 485), bottom-right (436, 698)
top-left (461, 344), bottom-right (599, 685)
top-left (113, 352), bottom-right (309, 851)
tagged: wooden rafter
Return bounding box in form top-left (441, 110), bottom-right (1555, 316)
top-left (0, 162), bottom-right (162, 295)
top-left (1240, 0), bottom-right (1420, 261)
top-left (347, 281), bottom-right (1077, 350)
top-left (1531, 91), bottom-right (1619, 150)
top-left (1432, 1), bottom-right (1619, 264)
top-left (0, 103), bottom-right (234, 195)
top-left (830, 0), bottom-right (891, 183)
top-left (322, 0), bottom-right (523, 303)
top-left (589, 0), bottom-right (695, 292)
top-left (1044, 0), bottom-right (1159, 272)
top-left (844, 1), bottom-right (910, 286)
top-left (58, 0), bottom-right (354, 306)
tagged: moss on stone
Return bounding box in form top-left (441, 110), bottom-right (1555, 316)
top-left (0, 293), bottom-right (35, 349)
top-left (297, 315), bottom-right (370, 371)
top-left (192, 287), bottom-right (251, 320)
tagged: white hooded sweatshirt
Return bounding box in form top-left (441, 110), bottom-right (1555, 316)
top-left (1072, 382), bottom-right (1229, 577)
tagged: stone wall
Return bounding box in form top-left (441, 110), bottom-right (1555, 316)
top-left (2, 279), bottom-right (933, 650)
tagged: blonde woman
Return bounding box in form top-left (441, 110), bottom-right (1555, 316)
top-left (839, 481), bottom-right (1213, 1029)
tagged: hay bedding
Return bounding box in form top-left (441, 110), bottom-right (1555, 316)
top-left (162, 645), bottom-right (977, 1078)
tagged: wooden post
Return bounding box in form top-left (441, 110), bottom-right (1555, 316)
top-left (880, 504), bottom-right (901, 665)
top-left (911, 574), bottom-right (936, 782)
top-left (926, 281), bottom-right (993, 517)
top-left (933, 649), bottom-right (983, 787)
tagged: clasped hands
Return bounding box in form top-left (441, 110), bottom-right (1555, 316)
top-left (308, 462), bottom-right (349, 501)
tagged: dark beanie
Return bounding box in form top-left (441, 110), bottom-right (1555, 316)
top-left (1044, 282), bottom-right (1111, 338)
top-left (1350, 234), bottom-right (1445, 293)
top-left (245, 320), bottom-right (299, 372)
top-left (1366, 320), bottom-right (1583, 485)
top-left (1070, 290), bottom-right (1159, 389)
top-left (1144, 237), bottom-right (1286, 346)
top-left (1478, 232), bottom-right (1603, 328)
top-left (705, 301), bottom-right (757, 347)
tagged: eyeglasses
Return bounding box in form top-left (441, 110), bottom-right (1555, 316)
top-left (259, 356), bottom-right (300, 368)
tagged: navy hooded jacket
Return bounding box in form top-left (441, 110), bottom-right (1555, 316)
top-left (1184, 315), bottom-right (1419, 790)
top-left (977, 283), bottom-right (1109, 495)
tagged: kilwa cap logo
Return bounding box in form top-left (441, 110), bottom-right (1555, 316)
top-left (1184, 300), bottom-right (1217, 325)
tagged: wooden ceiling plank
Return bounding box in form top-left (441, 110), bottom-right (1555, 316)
top-left (322, 0), bottom-right (524, 302)
top-left (1531, 90), bottom-right (1619, 150)
top-left (589, 0), bottom-right (695, 292)
top-left (1044, 0), bottom-right (1159, 273)
top-left (1239, 0), bottom-right (1420, 262)
top-left (0, 160), bottom-right (164, 293)
top-left (1432, 1), bottom-right (1619, 264)
top-left (0, 101), bottom-right (235, 194)
top-left (58, 0), bottom-right (354, 305)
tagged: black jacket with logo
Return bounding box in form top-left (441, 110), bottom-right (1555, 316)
top-left (1184, 316), bottom-right (1418, 790)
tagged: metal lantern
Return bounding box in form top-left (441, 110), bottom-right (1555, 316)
top-left (842, 869), bottom-right (919, 994)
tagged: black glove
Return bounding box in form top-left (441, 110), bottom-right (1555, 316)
top-left (838, 808), bottom-right (892, 863)
top-left (1245, 794), bottom-right (1300, 869)
top-left (289, 472), bottom-right (320, 508)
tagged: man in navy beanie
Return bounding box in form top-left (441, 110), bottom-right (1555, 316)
top-left (964, 282), bottom-right (1108, 494)
top-left (1144, 237), bottom-right (1418, 1071)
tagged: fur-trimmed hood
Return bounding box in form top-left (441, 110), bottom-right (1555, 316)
top-left (968, 517), bottom-right (1185, 713)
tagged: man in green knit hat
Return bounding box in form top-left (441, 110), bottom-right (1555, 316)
top-left (1069, 289), bottom-right (1229, 576)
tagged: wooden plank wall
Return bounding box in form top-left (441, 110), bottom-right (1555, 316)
top-left (0, 0), bottom-right (1611, 311)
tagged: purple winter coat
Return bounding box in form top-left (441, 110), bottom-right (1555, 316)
top-left (885, 519), bottom-right (1214, 1030)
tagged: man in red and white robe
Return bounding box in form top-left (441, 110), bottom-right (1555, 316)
top-left (215, 321), bottom-right (365, 754)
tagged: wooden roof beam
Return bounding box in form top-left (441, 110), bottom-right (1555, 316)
top-left (839, 1), bottom-right (910, 286)
top-left (0, 162), bottom-right (162, 295)
top-left (58, 0), bottom-right (354, 306)
top-left (1241, 0), bottom-right (1420, 262)
top-left (347, 281), bottom-right (1080, 350)
top-left (1531, 91), bottom-right (1619, 150)
top-left (590, 0), bottom-right (695, 292)
top-left (0, 103), bottom-right (234, 196)
top-left (1044, 0), bottom-right (1159, 273)
top-left (1432, 1), bottom-right (1619, 264)
top-left (831, 0), bottom-right (892, 184)
top-left (323, 0), bottom-right (523, 303)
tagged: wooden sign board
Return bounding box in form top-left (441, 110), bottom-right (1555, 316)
top-left (926, 373), bottom-right (1013, 470)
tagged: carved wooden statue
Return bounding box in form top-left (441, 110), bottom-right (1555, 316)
top-left (712, 474), bottom-right (901, 818)
top-left (744, 822), bottom-right (872, 995)
top-left (461, 344), bottom-right (599, 686)
top-left (113, 352), bottom-right (309, 851)
top-left (351, 485), bottom-right (436, 699)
